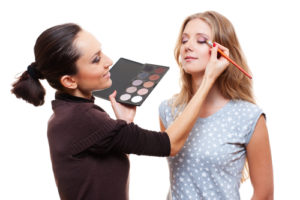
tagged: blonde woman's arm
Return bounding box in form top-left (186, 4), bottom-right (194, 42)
top-left (162, 43), bottom-right (229, 156)
top-left (247, 115), bottom-right (274, 200)
top-left (164, 75), bottom-right (213, 156)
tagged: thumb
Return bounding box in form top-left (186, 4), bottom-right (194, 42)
top-left (109, 90), bottom-right (117, 103)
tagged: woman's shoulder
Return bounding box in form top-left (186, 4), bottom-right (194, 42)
top-left (159, 97), bottom-right (180, 116)
top-left (229, 99), bottom-right (265, 124)
top-left (229, 100), bottom-right (265, 144)
top-left (231, 99), bottom-right (262, 112)
top-left (51, 100), bottom-right (110, 125)
top-left (158, 98), bottom-right (175, 123)
top-left (159, 98), bottom-right (173, 109)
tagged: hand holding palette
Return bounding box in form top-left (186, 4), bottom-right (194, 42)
top-left (93, 58), bottom-right (169, 106)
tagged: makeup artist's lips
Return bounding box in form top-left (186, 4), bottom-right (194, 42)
top-left (103, 72), bottom-right (111, 79)
top-left (184, 56), bottom-right (198, 62)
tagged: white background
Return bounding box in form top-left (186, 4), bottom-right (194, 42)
top-left (1, 0), bottom-right (299, 199)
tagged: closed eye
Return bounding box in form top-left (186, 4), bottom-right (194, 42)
top-left (182, 38), bottom-right (188, 44)
top-left (197, 36), bottom-right (208, 44)
top-left (197, 40), bottom-right (207, 44)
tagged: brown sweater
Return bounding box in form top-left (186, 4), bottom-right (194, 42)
top-left (47, 93), bottom-right (170, 200)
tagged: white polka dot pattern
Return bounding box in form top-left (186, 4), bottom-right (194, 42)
top-left (159, 99), bottom-right (264, 200)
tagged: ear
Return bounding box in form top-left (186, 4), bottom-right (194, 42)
top-left (60, 75), bottom-right (78, 89)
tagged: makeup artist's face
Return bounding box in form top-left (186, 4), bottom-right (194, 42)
top-left (180, 19), bottom-right (212, 75)
top-left (74, 30), bottom-right (113, 93)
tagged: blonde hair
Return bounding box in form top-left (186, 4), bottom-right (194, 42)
top-left (172, 11), bottom-right (254, 183)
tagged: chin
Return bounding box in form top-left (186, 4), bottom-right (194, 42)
top-left (104, 79), bottom-right (112, 89)
top-left (95, 79), bottom-right (112, 91)
top-left (183, 65), bottom-right (205, 75)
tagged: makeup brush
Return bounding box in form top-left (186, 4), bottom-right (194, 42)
top-left (206, 40), bottom-right (252, 79)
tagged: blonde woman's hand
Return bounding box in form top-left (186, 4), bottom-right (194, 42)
top-left (204, 42), bottom-right (230, 81)
top-left (109, 90), bottom-right (136, 123)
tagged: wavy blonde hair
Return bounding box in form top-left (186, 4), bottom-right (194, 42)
top-left (172, 11), bottom-right (254, 183)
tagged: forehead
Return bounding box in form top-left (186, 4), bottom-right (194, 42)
top-left (74, 30), bottom-right (101, 56)
top-left (183, 18), bottom-right (212, 37)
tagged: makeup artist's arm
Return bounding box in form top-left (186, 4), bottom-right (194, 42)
top-left (111, 44), bottom-right (228, 156)
top-left (247, 116), bottom-right (274, 200)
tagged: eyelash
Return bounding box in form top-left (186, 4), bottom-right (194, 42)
top-left (92, 56), bottom-right (101, 63)
top-left (198, 40), bottom-right (207, 44)
top-left (181, 39), bottom-right (207, 44)
top-left (182, 40), bottom-right (187, 44)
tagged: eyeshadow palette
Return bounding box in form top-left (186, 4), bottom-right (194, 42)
top-left (93, 58), bottom-right (169, 106)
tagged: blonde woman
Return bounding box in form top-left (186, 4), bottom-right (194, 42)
top-left (159, 11), bottom-right (273, 199)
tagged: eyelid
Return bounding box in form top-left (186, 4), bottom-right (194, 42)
top-left (197, 39), bottom-right (207, 43)
top-left (182, 36), bottom-right (188, 43)
top-left (198, 35), bottom-right (208, 40)
top-left (91, 51), bottom-right (102, 63)
top-left (92, 55), bottom-right (101, 63)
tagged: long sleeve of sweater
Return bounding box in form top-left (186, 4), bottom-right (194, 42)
top-left (69, 104), bottom-right (170, 157)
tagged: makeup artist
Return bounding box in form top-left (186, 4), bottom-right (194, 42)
top-left (159, 11), bottom-right (273, 199)
top-left (11, 23), bottom-right (228, 200)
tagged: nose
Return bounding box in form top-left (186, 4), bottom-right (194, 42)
top-left (184, 40), bottom-right (194, 52)
top-left (103, 54), bottom-right (113, 69)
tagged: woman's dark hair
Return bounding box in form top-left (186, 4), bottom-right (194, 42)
top-left (11, 23), bottom-right (82, 106)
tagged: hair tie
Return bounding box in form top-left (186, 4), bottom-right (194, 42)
top-left (27, 63), bottom-right (43, 79)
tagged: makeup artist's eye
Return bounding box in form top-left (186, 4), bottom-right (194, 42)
top-left (92, 56), bottom-right (101, 64)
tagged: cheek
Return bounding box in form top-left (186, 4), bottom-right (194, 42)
top-left (77, 67), bottom-right (103, 84)
top-left (198, 47), bottom-right (211, 60)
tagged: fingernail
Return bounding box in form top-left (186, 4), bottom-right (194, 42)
top-left (213, 42), bottom-right (216, 47)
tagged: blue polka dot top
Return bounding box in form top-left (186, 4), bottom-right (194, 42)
top-left (159, 99), bottom-right (264, 200)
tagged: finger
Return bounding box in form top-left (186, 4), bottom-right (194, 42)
top-left (109, 90), bottom-right (117, 100)
top-left (214, 42), bottom-right (229, 57)
top-left (109, 90), bottom-right (117, 104)
top-left (124, 104), bottom-right (137, 110)
top-left (210, 44), bottom-right (218, 59)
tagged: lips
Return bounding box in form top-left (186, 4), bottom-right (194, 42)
top-left (103, 71), bottom-right (111, 79)
top-left (184, 56), bottom-right (198, 62)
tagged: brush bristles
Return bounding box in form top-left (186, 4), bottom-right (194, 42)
top-left (206, 40), bottom-right (213, 47)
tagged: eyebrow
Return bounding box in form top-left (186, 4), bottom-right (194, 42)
top-left (182, 32), bottom-right (209, 38)
top-left (91, 50), bottom-right (101, 61)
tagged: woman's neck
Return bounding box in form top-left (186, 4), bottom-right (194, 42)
top-left (67, 88), bottom-right (92, 99)
top-left (191, 73), bottom-right (228, 109)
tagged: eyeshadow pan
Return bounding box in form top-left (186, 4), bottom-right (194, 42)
top-left (131, 96), bottom-right (143, 103)
top-left (126, 86), bottom-right (137, 93)
top-left (144, 65), bottom-right (154, 72)
top-left (143, 81), bottom-right (154, 88)
top-left (137, 72), bottom-right (149, 79)
top-left (132, 80), bottom-right (143, 86)
top-left (120, 94), bottom-right (131, 101)
top-left (137, 88), bottom-right (149, 96)
top-left (155, 67), bottom-right (167, 74)
top-left (149, 74), bottom-right (160, 81)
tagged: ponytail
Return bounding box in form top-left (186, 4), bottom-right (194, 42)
top-left (11, 23), bottom-right (82, 106)
top-left (11, 63), bottom-right (46, 106)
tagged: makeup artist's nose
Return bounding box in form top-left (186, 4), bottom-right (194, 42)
top-left (103, 54), bottom-right (113, 69)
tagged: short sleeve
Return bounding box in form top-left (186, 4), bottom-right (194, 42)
top-left (245, 104), bottom-right (266, 144)
top-left (159, 100), bottom-right (169, 128)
